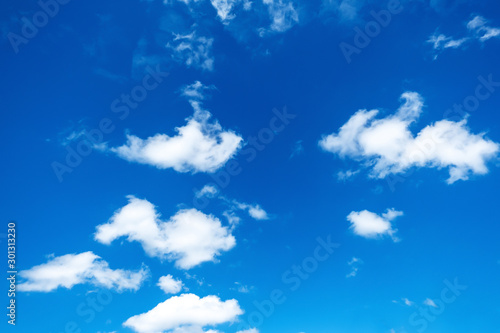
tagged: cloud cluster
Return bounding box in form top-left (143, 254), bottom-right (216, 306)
top-left (428, 15), bottom-right (500, 58)
top-left (319, 92), bottom-right (499, 184)
top-left (123, 293), bottom-right (243, 333)
top-left (347, 208), bottom-right (403, 240)
top-left (94, 196), bottom-right (236, 269)
top-left (18, 252), bottom-right (148, 292)
top-left (167, 31), bottom-right (215, 71)
top-left (111, 81), bottom-right (243, 173)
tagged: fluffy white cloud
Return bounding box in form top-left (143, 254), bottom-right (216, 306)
top-left (167, 31), bottom-right (215, 71)
top-left (123, 293), bottom-right (243, 333)
top-left (94, 196), bottom-right (236, 269)
top-left (158, 275), bottom-right (184, 294)
top-left (111, 87), bottom-right (243, 173)
top-left (262, 0), bottom-right (299, 33)
top-left (319, 92), bottom-right (499, 184)
top-left (18, 252), bottom-right (148, 292)
top-left (347, 208), bottom-right (403, 240)
top-left (428, 15), bottom-right (500, 58)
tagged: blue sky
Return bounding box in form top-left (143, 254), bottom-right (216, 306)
top-left (1, 0), bottom-right (500, 332)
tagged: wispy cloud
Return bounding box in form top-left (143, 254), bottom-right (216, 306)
top-left (428, 15), bottom-right (500, 58)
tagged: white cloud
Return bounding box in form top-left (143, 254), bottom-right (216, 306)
top-left (347, 208), bottom-right (403, 240)
top-left (181, 81), bottom-right (215, 101)
top-left (428, 15), bottom-right (500, 57)
top-left (210, 0), bottom-right (239, 23)
top-left (427, 33), bottom-right (468, 53)
top-left (123, 293), bottom-right (243, 333)
top-left (111, 89), bottom-right (243, 173)
top-left (167, 31), bottom-right (215, 71)
top-left (236, 329), bottom-right (259, 333)
top-left (18, 252), bottom-right (148, 292)
top-left (95, 196), bottom-right (236, 269)
top-left (262, 0), bottom-right (299, 33)
top-left (319, 92), bottom-right (499, 184)
top-left (195, 185), bottom-right (270, 221)
top-left (467, 15), bottom-right (500, 42)
top-left (158, 275), bottom-right (184, 294)
top-left (322, 0), bottom-right (363, 22)
top-left (346, 257), bottom-right (362, 278)
top-left (196, 184), bottom-right (219, 198)
top-left (423, 298), bottom-right (438, 308)
top-left (337, 169), bottom-right (359, 181)
top-left (402, 298), bottom-right (414, 306)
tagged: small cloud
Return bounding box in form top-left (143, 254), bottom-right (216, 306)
top-left (195, 185), bottom-right (219, 199)
top-left (423, 298), bottom-right (438, 308)
top-left (157, 275), bottom-right (184, 294)
top-left (346, 257), bottom-right (362, 278)
top-left (289, 140), bottom-right (304, 159)
top-left (232, 282), bottom-right (254, 293)
top-left (402, 298), bottom-right (414, 306)
top-left (347, 208), bottom-right (403, 241)
top-left (337, 169), bottom-right (359, 182)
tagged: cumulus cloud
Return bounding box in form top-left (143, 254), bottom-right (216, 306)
top-left (111, 82), bottom-right (243, 173)
top-left (94, 196), bottom-right (236, 269)
top-left (347, 208), bottom-right (403, 240)
top-left (236, 329), bottom-right (259, 333)
top-left (428, 15), bottom-right (500, 58)
top-left (319, 92), bottom-right (499, 184)
top-left (158, 275), bottom-right (184, 294)
top-left (18, 252), bottom-right (148, 292)
top-left (123, 293), bottom-right (243, 333)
